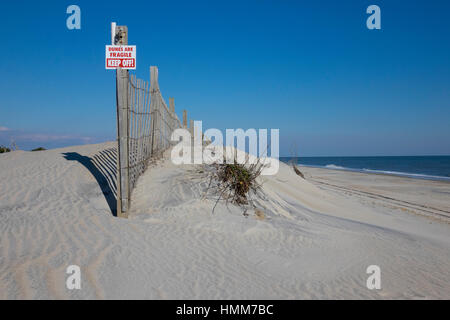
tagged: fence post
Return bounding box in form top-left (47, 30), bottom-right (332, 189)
top-left (190, 119), bottom-right (194, 136)
top-left (169, 98), bottom-right (175, 113)
top-left (169, 98), bottom-right (175, 142)
top-left (183, 110), bottom-right (187, 128)
top-left (150, 66), bottom-right (160, 155)
top-left (114, 24), bottom-right (129, 218)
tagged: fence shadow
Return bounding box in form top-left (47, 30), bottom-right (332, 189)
top-left (62, 148), bottom-right (118, 217)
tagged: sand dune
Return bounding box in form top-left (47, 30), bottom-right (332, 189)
top-left (0, 142), bottom-right (449, 299)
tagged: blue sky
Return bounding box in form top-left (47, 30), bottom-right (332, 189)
top-left (0, 0), bottom-right (449, 155)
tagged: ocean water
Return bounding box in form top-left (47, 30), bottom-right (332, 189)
top-left (279, 156), bottom-right (450, 182)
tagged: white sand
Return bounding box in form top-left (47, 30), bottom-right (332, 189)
top-left (0, 142), bottom-right (449, 299)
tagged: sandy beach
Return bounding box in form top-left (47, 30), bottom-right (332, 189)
top-left (298, 166), bottom-right (450, 222)
top-left (1, 142), bottom-right (449, 299)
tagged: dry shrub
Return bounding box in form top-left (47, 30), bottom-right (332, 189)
top-left (292, 162), bottom-right (305, 179)
top-left (289, 142), bottom-right (305, 179)
top-left (204, 151), bottom-right (265, 213)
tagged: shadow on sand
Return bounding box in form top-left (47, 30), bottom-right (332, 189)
top-left (62, 148), bottom-right (118, 216)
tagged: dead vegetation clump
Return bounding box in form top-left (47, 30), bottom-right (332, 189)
top-left (289, 142), bottom-right (305, 179)
top-left (216, 161), bottom-right (257, 205)
top-left (292, 162), bottom-right (305, 179)
top-left (203, 151), bottom-right (266, 214)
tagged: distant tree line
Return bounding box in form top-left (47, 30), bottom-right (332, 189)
top-left (0, 145), bottom-right (11, 153)
top-left (0, 146), bottom-right (47, 153)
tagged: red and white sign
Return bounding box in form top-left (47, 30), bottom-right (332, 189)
top-left (105, 45), bottom-right (136, 69)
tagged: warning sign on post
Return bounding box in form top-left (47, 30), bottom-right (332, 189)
top-left (105, 45), bottom-right (136, 69)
